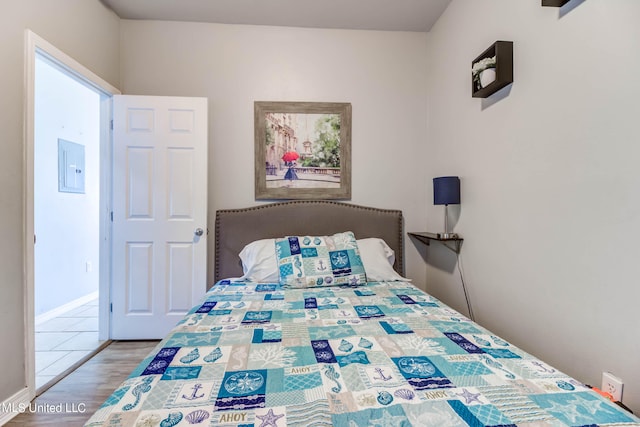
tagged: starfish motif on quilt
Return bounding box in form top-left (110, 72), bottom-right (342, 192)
top-left (168, 334), bottom-right (193, 347)
top-left (456, 388), bottom-right (483, 404)
top-left (546, 394), bottom-right (624, 424)
top-left (256, 408), bottom-right (285, 427)
top-left (312, 327), bottom-right (338, 339)
top-left (545, 398), bottom-right (587, 424)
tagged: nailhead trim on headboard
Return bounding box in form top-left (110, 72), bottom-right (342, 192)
top-left (214, 200), bottom-right (404, 283)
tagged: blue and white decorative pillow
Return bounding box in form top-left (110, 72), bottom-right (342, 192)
top-left (275, 231), bottom-right (367, 288)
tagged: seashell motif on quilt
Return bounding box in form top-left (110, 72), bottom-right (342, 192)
top-left (338, 339), bottom-right (353, 353)
top-left (159, 412), bottom-right (183, 427)
top-left (393, 388), bottom-right (415, 400)
top-left (203, 347), bottom-right (223, 363)
top-left (473, 335), bottom-right (491, 347)
top-left (179, 348), bottom-right (200, 364)
top-left (491, 335), bottom-right (509, 346)
top-left (358, 337), bottom-right (373, 349)
top-left (376, 391), bottom-right (394, 406)
top-left (185, 409), bottom-right (210, 424)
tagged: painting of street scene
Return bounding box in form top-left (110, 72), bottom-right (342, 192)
top-left (265, 112), bottom-right (341, 189)
top-left (255, 102), bottom-right (351, 200)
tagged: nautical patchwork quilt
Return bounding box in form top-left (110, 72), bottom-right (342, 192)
top-left (86, 280), bottom-right (640, 426)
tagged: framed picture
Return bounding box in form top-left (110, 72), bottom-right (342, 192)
top-left (254, 101), bottom-right (352, 200)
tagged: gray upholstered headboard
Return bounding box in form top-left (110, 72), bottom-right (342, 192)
top-left (215, 201), bottom-right (404, 282)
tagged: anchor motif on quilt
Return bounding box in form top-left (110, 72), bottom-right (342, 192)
top-left (182, 383), bottom-right (205, 401)
top-left (531, 361), bottom-right (556, 374)
top-left (317, 260), bottom-right (328, 271)
top-left (372, 367), bottom-right (392, 382)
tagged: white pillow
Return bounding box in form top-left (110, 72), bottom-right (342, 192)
top-left (357, 238), bottom-right (408, 282)
top-left (238, 237), bottom-right (407, 282)
top-left (238, 238), bottom-right (279, 282)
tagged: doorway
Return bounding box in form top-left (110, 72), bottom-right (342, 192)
top-left (33, 54), bottom-right (104, 390)
top-left (24, 31), bottom-right (120, 398)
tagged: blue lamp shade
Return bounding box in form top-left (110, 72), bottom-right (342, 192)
top-left (433, 176), bottom-right (460, 205)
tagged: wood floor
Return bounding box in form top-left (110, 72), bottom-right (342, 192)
top-left (7, 340), bottom-right (159, 427)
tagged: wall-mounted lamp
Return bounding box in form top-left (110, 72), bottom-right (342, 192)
top-left (433, 176), bottom-right (460, 239)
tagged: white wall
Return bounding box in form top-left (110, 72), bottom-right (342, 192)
top-left (119, 20), bottom-right (431, 285)
top-left (34, 56), bottom-right (100, 316)
top-left (426, 0), bottom-right (640, 411)
top-left (0, 0), bottom-right (119, 404)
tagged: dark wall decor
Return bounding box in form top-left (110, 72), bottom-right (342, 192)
top-left (542, 0), bottom-right (571, 6)
top-left (472, 41), bottom-right (513, 98)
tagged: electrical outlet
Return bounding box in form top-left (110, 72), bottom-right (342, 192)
top-left (86, 261), bottom-right (92, 273)
top-left (602, 372), bottom-right (623, 402)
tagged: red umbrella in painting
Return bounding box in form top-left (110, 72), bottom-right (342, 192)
top-left (281, 151), bottom-right (299, 162)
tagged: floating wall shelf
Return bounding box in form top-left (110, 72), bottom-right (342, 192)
top-left (542, 0), bottom-right (570, 6)
top-left (408, 232), bottom-right (463, 254)
top-left (472, 41), bottom-right (513, 98)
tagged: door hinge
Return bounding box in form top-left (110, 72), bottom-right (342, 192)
top-left (34, 234), bottom-right (36, 245)
top-left (110, 211), bottom-right (113, 222)
top-left (110, 303), bottom-right (113, 313)
top-left (110, 119), bottom-right (114, 130)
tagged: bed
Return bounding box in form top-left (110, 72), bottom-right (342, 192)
top-left (86, 201), bottom-right (639, 426)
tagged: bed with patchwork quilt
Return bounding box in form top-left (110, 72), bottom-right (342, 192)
top-left (86, 202), bottom-right (639, 426)
top-left (85, 279), bottom-right (639, 426)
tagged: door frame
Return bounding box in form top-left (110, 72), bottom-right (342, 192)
top-left (23, 30), bottom-right (120, 396)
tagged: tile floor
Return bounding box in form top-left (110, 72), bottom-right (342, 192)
top-left (35, 298), bottom-right (105, 390)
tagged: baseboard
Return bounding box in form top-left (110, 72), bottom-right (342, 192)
top-left (35, 291), bottom-right (99, 325)
top-left (0, 387), bottom-right (32, 425)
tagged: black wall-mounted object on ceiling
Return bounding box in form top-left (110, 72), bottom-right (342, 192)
top-left (542, 0), bottom-right (571, 6)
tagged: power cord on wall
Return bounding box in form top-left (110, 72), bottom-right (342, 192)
top-left (456, 252), bottom-right (475, 321)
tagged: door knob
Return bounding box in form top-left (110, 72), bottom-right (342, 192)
top-left (195, 228), bottom-right (204, 237)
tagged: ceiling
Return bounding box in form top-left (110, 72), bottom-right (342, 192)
top-left (100, 0), bottom-right (451, 32)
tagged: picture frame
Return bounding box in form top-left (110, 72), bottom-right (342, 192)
top-left (254, 101), bottom-right (352, 200)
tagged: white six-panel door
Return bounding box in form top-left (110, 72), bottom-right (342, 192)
top-left (112, 95), bottom-right (208, 339)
